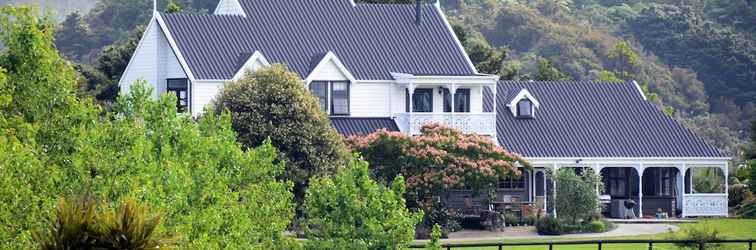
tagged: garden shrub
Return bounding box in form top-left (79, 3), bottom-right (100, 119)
top-left (729, 183), bottom-right (752, 207)
top-left (736, 199), bottom-right (756, 219)
top-left (303, 157), bottom-right (423, 250)
top-left (535, 216), bottom-right (563, 235)
top-left (584, 220), bottom-right (607, 233)
top-left (504, 213), bottom-right (520, 226)
top-left (426, 224), bottom-right (443, 250)
top-left (523, 214), bottom-right (539, 226)
top-left (213, 65), bottom-right (351, 201)
top-left (674, 225), bottom-right (725, 250)
top-left (552, 168), bottom-right (603, 225)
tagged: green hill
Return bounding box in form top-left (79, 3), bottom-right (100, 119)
top-left (0, 0), bottom-right (95, 20)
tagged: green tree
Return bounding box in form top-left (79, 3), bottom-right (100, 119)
top-left (0, 7), bottom-right (298, 248)
top-left (451, 21), bottom-right (510, 77)
top-left (213, 65), bottom-right (351, 202)
top-left (534, 59), bottom-right (570, 81)
top-left (55, 11), bottom-right (93, 62)
top-left (552, 168), bottom-right (602, 224)
top-left (304, 158), bottom-right (422, 250)
top-left (166, 1), bottom-right (183, 14)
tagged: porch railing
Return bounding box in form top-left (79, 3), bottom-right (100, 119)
top-left (683, 193), bottom-right (728, 217)
top-left (394, 113), bottom-right (496, 136)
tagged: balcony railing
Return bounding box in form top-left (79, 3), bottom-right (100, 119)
top-left (682, 193), bottom-right (728, 217)
top-left (394, 113), bottom-right (496, 136)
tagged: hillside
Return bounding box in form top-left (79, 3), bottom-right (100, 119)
top-left (442, 0), bottom-right (754, 159)
top-left (0, 0), bottom-right (95, 20)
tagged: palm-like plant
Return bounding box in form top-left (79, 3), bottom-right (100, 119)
top-left (33, 193), bottom-right (175, 250)
top-left (33, 194), bottom-right (99, 250)
top-left (96, 200), bottom-right (174, 250)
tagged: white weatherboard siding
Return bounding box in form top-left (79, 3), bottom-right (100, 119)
top-left (192, 80), bottom-right (225, 115)
top-left (391, 85), bottom-right (407, 114)
top-left (119, 17), bottom-right (186, 98)
top-left (350, 82), bottom-right (392, 117)
top-left (308, 58), bottom-right (350, 81)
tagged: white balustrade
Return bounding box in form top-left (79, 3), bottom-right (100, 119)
top-left (394, 113), bottom-right (496, 136)
top-left (683, 194), bottom-right (728, 217)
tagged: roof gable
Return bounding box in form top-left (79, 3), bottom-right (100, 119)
top-left (493, 81), bottom-right (726, 158)
top-left (161, 0), bottom-right (476, 80)
top-left (507, 88), bottom-right (540, 117)
top-left (232, 51), bottom-right (270, 80)
top-left (214, 0), bottom-right (246, 17)
top-left (305, 52), bottom-right (356, 83)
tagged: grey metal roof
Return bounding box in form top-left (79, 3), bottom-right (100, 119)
top-left (491, 81), bottom-right (726, 158)
top-left (330, 117), bottom-right (399, 136)
top-left (161, 0), bottom-right (475, 80)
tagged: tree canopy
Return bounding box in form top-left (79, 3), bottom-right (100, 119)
top-left (346, 124), bottom-right (530, 229)
top-left (213, 65), bottom-right (351, 202)
top-left (0, 7), bottom-right (296, 248)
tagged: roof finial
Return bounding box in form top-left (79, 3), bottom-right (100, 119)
top-left (153, 0), bottom-right (157, 14)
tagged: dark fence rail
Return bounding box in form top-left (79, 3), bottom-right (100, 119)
top-left (410, 239), bottom-right (754, 250)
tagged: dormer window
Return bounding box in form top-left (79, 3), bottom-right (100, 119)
top-left (508, 89), bottom-right (540, 118)
top-left (517, 99), bottom-right (534, 118)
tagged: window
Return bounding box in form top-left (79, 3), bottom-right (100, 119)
top-left (443, 88), bottom-right (471, 113)
top-left (517, 99), bottom-right (533, 117)
top-left (331, 82), bottom-right (349, 115)
top-left (309, 81), bottom-right (349, 115)
top-left (167, 78), bottom-right (189, 113)
top-left (310, 81), bottom-right (328, 112)
top-left (405, 88), bottom-right (433, 113)
top-left (499, 175), bottom-right (525, 190)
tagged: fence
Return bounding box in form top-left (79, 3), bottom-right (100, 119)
top-left (410, 239), bottom-right (754, 250)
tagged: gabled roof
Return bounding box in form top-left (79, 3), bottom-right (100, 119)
top-left (492, 81), bottom-right (726, 158)
top-left (161, 0), bottom-right (476, 80)
top-left (330, 117), bottom-right (400, 136)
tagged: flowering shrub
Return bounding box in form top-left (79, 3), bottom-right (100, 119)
top-left (346, 124), bottom-right (530, 228)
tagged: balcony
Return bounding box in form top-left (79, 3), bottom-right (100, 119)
top-left (394, 112), bottom-right (496, 136)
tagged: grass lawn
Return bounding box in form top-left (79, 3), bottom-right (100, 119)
top-left (414, 219), bottom-right (756, 250)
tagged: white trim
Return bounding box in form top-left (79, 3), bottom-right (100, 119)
top-left (525, 157), bottom-right (730, 167)
top-left (390, 72), bottom-right (499, 86)
top-left (305, 51), bottom-right (356, 83)
top-left (349, 0), bottom-right (357, 7)
top-left (232, 51), bottom-right (271, 80)
top-left (118, 16), bottom-right (157, 87)
top-left (213, 0), bottom-right (247, 17)
top-left (632, 80), bottom-right (648, 101)
top-left (525, 157), bottom-right (731, 161)
top-left (155, 13), bottom-right (196, 81)
top-left (507, 89), bottom-right (540, 117)
top-left (433, 4), bottom-right (477, 74)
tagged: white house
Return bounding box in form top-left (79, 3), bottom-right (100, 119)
top-left (119, 0), bottom-right (729, 218)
